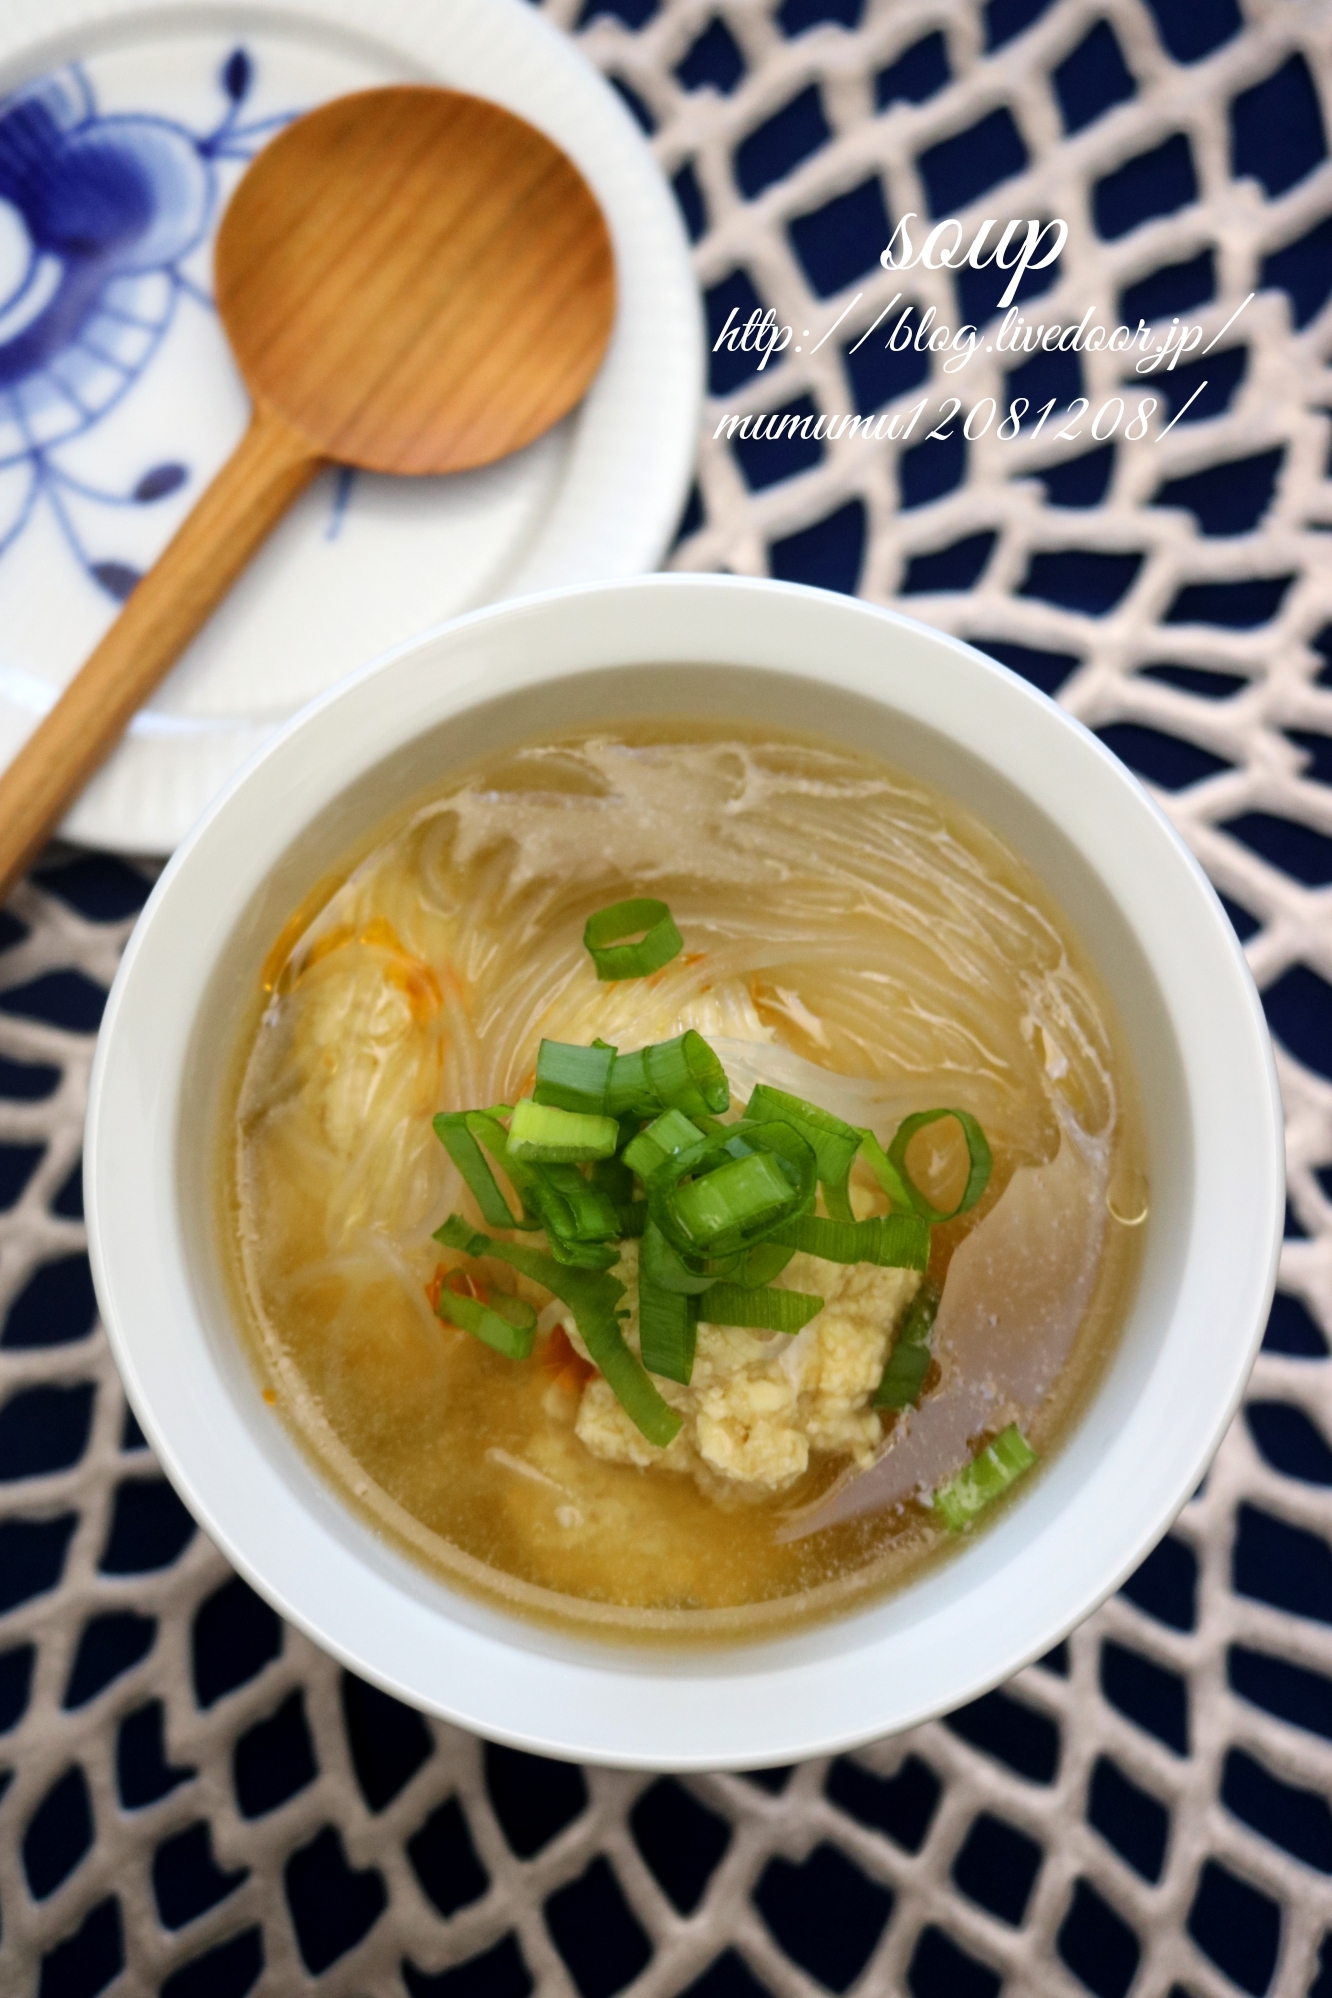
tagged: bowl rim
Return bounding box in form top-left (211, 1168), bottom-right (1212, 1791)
top-left (86, 573), bottom-right (1284, 1768)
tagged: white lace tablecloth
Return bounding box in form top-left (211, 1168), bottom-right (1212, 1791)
top-left (5, 1), bottom-right (1332, 1993)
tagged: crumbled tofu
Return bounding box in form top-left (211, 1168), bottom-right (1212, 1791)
top-left (566, 1240), bottom-right (920, 1496)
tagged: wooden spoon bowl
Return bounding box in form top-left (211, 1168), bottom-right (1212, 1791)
top-left (218, 88), bottom-right (615, 473)
top-left (0, 86), bottom-right (616, 889)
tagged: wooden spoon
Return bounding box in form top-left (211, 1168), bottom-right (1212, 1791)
top-left (0, 85), bottom-right (616, 890)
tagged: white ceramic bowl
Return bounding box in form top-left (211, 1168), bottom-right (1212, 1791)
top-left (86, 575), bottom-right (1284, 1770)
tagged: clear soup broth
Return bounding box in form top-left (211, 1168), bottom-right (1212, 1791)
top-left (223, 724), bottom-right (1145, 1641)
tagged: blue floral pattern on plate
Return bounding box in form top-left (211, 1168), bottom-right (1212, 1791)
top-left (0, 49), bottom-right (293, 601)
top-left (0, 5), bottom-right (692, 856)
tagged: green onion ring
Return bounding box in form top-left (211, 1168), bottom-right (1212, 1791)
top-left (640, 1219), bottom-right (724, 1295)
top-left (875, 1341), bottom-right (929, 1409)
top-left (507, 1098), bottom-right (619, 1163)
top-left (699, 1284), bottom-right (824, 1333)
top-left (622, 1106), bottom-right (704, 1179)
top-left (736, 1239), bottom-right (796, 1288)
top-left (644, 1030), bottom-right (730, 1117)
top-left (436, 1216), bottom-right (680, 1446)
top-left (887, 1108), bottom-right (993, 1223)
top-left (639, 1280), bottom-right (697, 1384)
top-left (435, 1283), bottom-right (537, 1361)
top-left (771, 1211), bottom-right (930, 1271)
top-left (433, 1108), bottom-right (541, 1230)
top-left (856, 1128), bottom-right (916, 1213)
top-left (528, 1164), bottom-right (621, 1268)
top-left (603, 1047), bottom-right (659, 1118)
top-left (647, 1119), bottom-right (816, 1260)
top-left (875, 1279), bottom-right (941, 1409)
top-left (534, 1038), bottom-right (617, 1114)
top-left (932, 1424), bottom-right (1037, 1531)
top-left (584, 898), bottom-right (684, 981)
top-left (746, 1084), bottom-right (861, 1223)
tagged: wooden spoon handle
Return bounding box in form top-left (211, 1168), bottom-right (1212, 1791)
top-left (0, 405), bottom-right (320, 894)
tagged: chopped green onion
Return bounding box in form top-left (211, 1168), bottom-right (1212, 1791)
top-left (622, 1107), bottom-right (704, 1179)
top-left (772, 1211), bottom-right (930, 1271)
top-left (435, 1216), bottom-right (680, 1446)
top-left (876, 1341), bottom-right (929, 1408)
top-left (534, 1166), bottom-right (619, 1235)
top-left (897, 1277), bottom-right (942, 1347)
top-left (692, 1119), bottom-right (759, 1163)
top-left (887, 1109), bottom-right (993, 1224)
top-left (537, 1230), bottom-right (620, 1272)
top-left (746, 1084), bottom-right (861, 1223)
top-left (650, 1105), bottom-right (705, 1153)
top-left (433, 995), bottom-right (999, 1454)
top-left (700, 1284), bottom-right (823, 1333)
top-left (875, 1279), bottom-right (940, 1409)
top-left (639, 1280), bottom-right (697, 1384)
top-left (508, 1098), bottom-right (618, 1163)
top-left (647, 1120), bottom-right (815, 1260)
top-left (669, 1150), bottom-right (795, 1250)
top-left (584, 898), bottom-right (684, 981)
top-left (932, 1424), bottom-right (1037, 1531)
top-left (601, 1033), bottom-right (730, 1120)
top-left (435, 1283), bottom-right (537, 1361)
top-left (621, 1133), bottom-right (668, 1179)
top-left (534, 1039), bottom-right (615, 1114)
top-left (604, 1047), bottom-right (659, 1118)
top-left (857, 1128), bottom-right (916, 1213)
top-left (433, 1109), bottom-right (541, 1230)
top-left (645, 1031), bottom-right (730, 1118)
top-left (530, 1164), bottom-right (621, 1262)
top-left (590, 1150), bottom-right (635, 1210)
top-left (737, 1239), bottom-right (796, 1288)
top-left (641, 1219), bottom-right (720, 1295)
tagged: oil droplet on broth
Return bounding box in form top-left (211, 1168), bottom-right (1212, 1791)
top-left (1107, 1165), bottom-right (1150, 1227)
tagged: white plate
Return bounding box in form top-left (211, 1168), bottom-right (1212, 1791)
top-left (0, 0), bottom-right (703, 853)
